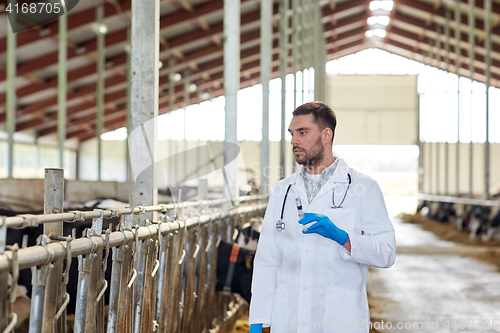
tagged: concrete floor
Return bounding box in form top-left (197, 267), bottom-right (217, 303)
top-left (368, 218), bottom-right (500, 333)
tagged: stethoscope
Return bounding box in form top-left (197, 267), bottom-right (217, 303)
top-left (275, 173), bottom-right (352, 232)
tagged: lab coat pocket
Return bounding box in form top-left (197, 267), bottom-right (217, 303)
top-left (319, 208), bottom-right (360, 246)
top-left (322, 208), bottom-right (359, 235)
top-left (271, 283), bottom-right (289, 332)
top-left (324, 286), bottom-right (366, 333)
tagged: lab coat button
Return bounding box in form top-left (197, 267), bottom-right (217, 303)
top-left (305, 248), bottom-right (310, 253)
top-left (303, 286), bottom-right (307, 291)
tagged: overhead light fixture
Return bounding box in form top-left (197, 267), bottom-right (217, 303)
top-left (369, 0), bottom-right (394, 12)
top-left (90, 22), bottom-right (109, 35)
top-left (365, 29), bottom-right (387, 38)
top-left (189, 83), bottom-right (197, 92)
top-left (169, 72), bottom-right (182, 82)
top-left (367, 15), bottom-right (390, 26)
top-left (159, 61), bottom-right (163, 69)
top-left (202, 92), bottom-right (210, 100)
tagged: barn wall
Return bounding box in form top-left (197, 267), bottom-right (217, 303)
top-left (326, 75), bottom-right (419, 145)
top-left (423, 142), bottom-right (500, 197)
top-left (77, 138), bottom-right (298, 197)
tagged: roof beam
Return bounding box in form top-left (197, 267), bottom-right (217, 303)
top-left (392, 10), bottom-right (500, 55)
top-left (76, 38), bottom-right (365, 142)
top-left (398, 0), bottom-right (500, 34)
top-left (39, 26), bottom-right (362, 138)
top-left (175, 0), bottom-right (193, 12)
top-left (0, 0), bottom-right (241, 82)
top-left (0, 0), bottom-right (355, 85)
top-left (14, 24), bottom-right (277, 122)
top-left (0, 0), bottom-right (132, 54)
top-left (1, 4), bottom-right (277, 110)
top-left (385, 37), bottom-right (500, 84)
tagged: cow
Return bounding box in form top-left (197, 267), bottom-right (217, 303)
top-left (235, 217), bottom-right (262, 251)
top-left (216, 240), bottom-right (256, 304)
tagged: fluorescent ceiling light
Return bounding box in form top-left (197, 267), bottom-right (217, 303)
top-left (90, 22), bottom-right (108, 35)
top-left (170, 73), bottom-right (182, 82)
top-left (189, 83), bottom-right (197, 92)
top-left (365, 29), bottom-right (387, 38)
top-left (369, 0), bottom-right (394, 12)
top-left (367, 15), bottom-right (390, 26)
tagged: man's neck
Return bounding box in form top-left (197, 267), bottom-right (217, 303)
top-left (305, 156), bottom-right (336, 175)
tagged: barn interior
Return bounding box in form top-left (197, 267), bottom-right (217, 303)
top-left (0, 0), bottom-right (500, 332)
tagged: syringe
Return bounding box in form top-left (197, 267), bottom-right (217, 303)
top-left (295, 197), bottom-right (304, 219)
top-left (295, 196), bottom-right (309, 230)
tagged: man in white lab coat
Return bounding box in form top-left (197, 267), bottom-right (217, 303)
top-left (248, 102), bottom-right (396, 333)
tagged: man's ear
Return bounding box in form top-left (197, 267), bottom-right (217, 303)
top-left (323, 127), bottom-right (333, 144)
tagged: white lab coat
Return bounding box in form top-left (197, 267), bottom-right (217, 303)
top-left (249, 158), bottom-right (396, 333)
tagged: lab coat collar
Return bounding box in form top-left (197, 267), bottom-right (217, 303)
top-left (294, 157), bottom-right (350, 205)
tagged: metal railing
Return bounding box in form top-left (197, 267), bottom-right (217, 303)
top-left (418, 193), bottom-right (500, 207)
top-left (0, 169), bottom-right (268, 333)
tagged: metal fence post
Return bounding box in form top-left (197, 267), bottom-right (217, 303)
top-left (0, 217), bottom-right (9, 331)
top-left (42, 168), bottom-right (64, 333)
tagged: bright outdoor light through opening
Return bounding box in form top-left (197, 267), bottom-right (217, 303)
top-left (369, 0), bottom-right (394, 11)
top-left (367, 16), bottom-right (390, 26)
top-left (365, 29), bottom-right (387, 38)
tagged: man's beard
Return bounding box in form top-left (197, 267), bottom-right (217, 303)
top-left (293, 136), bottom-right (324, 167)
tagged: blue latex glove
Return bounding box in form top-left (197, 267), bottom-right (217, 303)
top-left (299, 213), bottom-right (349, 245)
top-left (249, 323), bottom-right (263, 332)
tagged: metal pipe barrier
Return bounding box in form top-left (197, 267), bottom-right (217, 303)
top-left (418, 193), bottom-right (500, 207)
top-left (0, 177), bottom-right (268, 333)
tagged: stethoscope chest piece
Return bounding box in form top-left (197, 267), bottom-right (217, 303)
top-left (276, 219), bottom-right (286, 232)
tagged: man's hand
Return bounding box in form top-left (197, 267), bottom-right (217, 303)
top-left (299, 213), bottom-right (349, 245)
top-left (249, 323), bottom-right (263, 332)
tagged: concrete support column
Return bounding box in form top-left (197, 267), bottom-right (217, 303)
top-left (96, 2), bottom-right (105, 181)
top-left (468, 0), bottom-right (475, 197)
top-left (435, 25), bottom-right (441, 194)
top-left (314, 3), bottom-right (325, 102)
top-left (223, 0), bottom-right (240, 200)
top-left (292, 0), bottom-right (298, 109)
top-left (291, 0), bottom-right (299, 173)
top-left (129, 0), bottom-right (160, 223)
top-left (168, 56), bottom-right (176, 186)
top-left (279, 0), bottom-right (288, 179)
top-left (301, 0), bottom-right (308, 103)
top-left (58, 10), bottom-right (67, 170)
top-left (260, 0), bottom-right (272, 194)
top-left (484, 0), bottom-right (491, 199)
top-left (6, 11), bottom-right (16, 179)
top-left (445, 8), bottom-right (451, 195)
top-left (455, 0), bottom-right (461, 195)
top-left (183, 68), bottom-right (190, 182)
top-left (429, 143), bottom-right (433, 194)
top-left (308, 0), bottom-right (314, 101)
top-left (126, 26), bottom-right (131, 182)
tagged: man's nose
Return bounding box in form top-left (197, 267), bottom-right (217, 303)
top-left (290, 134), bottom-right (299, 146)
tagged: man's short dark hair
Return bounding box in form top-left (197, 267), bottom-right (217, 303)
top-left (292, 101), bottom-right (337, 142)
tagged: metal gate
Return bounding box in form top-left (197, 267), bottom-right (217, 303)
top-left (0, 169), bottom-right (267, 333)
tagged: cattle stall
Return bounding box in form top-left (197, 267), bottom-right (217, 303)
top-left (418, 194), bottom-right (500, 241)
top-left (0, 171), bottom-right (267, 333)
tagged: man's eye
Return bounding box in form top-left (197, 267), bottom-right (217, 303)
top-left (300, 132), bottom-right (306, 135)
